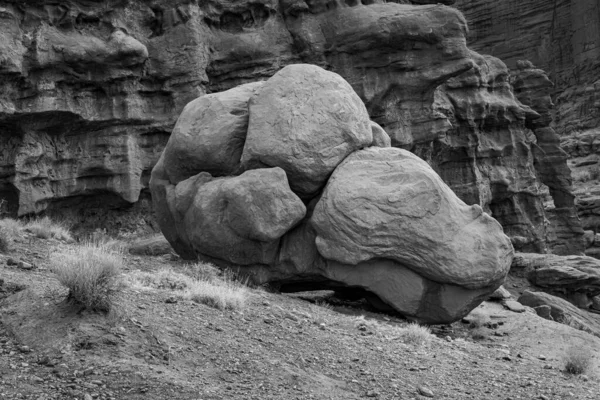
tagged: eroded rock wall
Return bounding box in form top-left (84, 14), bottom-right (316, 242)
top-left (453, 0), bottom-right (600, 141)
top-left (0, 0), bottom-right (579, 252)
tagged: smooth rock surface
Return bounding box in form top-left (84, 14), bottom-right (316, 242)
top-left (312, 147), bottom-right (513, 288)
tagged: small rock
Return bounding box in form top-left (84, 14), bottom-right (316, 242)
top-left (19, 346), bottom-right (31, 353)
top-left (84, 394), bottom-right (93, 400)
top-left (503, 300), bottom-right (526, 313)
top-left (263, 318), bottom-right (274, 324)
top-left (366, 391), bottom-right (379, 398)
top-left (538, 355), bottom-right (547, 360)
top-left (581, 374), bottom-right (589, 382)
top-left (539, 395), bottom-right (549, 400)
top-left (489, 286), bottom-right (511, 301)
top-left (165, 296), bottom-right (178, 304)
top-left (6, 258), bottom-right (17, 266)
top-left (533, 305), bottom-right (553, 321)
top-left (418, 386), bottom-right (434, 398)
top-left (17, 261), bottom-right (34, 270)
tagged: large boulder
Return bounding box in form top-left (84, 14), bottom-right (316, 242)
top-left (241, 64), bottom-right (373, 199)
top-left (312, 147), bottom-right (512, 289)
top-left (151, 64), bottom-right (513, 324)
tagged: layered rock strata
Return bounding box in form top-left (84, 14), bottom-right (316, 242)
top-left (151, 64), bottom-right (514, 324)
top-left (0, 0), bottom-right (577, 253)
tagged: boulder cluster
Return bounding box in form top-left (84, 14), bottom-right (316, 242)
top-left (150, 64), bottom-right (514, 323)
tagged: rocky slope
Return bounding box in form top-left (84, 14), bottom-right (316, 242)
top-left (0, 232), bottom-right (599, 399)
top-left (0, 0), bottom-right (582, 253)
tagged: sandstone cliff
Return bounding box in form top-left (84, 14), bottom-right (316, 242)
top-left (453, 0), bottom-right (600, 137)
top-left (0, 0), bottom-right (580, 253)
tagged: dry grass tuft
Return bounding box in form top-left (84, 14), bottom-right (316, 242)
top-left (50, 242), bottom-right (124, 312)
top-left (183, 277), bottom-right (248, 311)
top-left (394, 322), bottom-right (434, 347)
top-left (564, 345), bottom-right (594, 375)
top-left (126, 263), bottom-right (248, 311)
top-left (127, 268), bottom-right (195, 291)
top-left (0, 218), bottom-right (23, 253)
top-left (0, 218), bottom-right (22, 238)
top-left (26, 217), bottom-right (72, 242)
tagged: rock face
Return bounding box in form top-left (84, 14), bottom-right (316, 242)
top-left (512, 253), bottom-right (600, 311)
top-left (151, 64), bottom-right (514, 324)
top-left (453, 0), bottom-right (600, 137)
top-left (509, 62), bottom-right (584, 255)
top-left (518, 290), bottom-right (600, 338)
top-left (0, 0), bottom-right (578, 254)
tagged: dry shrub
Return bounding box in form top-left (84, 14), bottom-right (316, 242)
top-left (0, 218), bottom-right (22, 239)
top-left (0, 218), bottom-right (23, 253)
top-left (395, 323), bottom-right (434, 347)
top-left (564, 345), bottom-right (593, 375)
top-left (50, 242), bottom-right (124, 312)
top-left (26, 217), bottom-right (72, 242)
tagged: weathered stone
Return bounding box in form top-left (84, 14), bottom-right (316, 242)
top-left (512, 253), bottom-right (600, 300)
top-left (583, 230), bottom-right (596, 248)
top-left (129, 234), bottom-right (173, 256)
top-left (163, 82), bottom-right (264, 183)
top-left (241, 64), bottom-right (372, 198)
top-left (152, 65), bottom-right (513, 324)
top-left (503, 300), bottom-right (526, 313)
top-left (518, 290), bottom-right (600, 338)
top-left (0, 0), bottom-right (576, 255)
top-left (370, 122), bottom-right (391, 148)
top-left (170, 167), bottom-right (305, 265)
top-left (312, 147), bottom-right (513, 289)
top-left (489, 286), bottom-right (511, 301)
top-left (534, 305), bottom-right (553, 321)
top-left (510, 63), bottom-right (584, 255)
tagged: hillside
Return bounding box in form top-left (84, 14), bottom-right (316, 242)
top-left (0, 227), bottom-right (598, 399)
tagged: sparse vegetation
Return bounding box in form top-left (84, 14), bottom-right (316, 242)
top-left (0, 218), bottom-right (22, 253)
top-left (25, 216), bottom-right (73, 242)
top-left (0, 218), bottom-right (22, 239)
top-left (126, 263), bottom-right (248, 311)
top-left (564, 345), bottom-right (593, 375)
top-left (183, 277), bottom-right (248, 310)
top-left (127, 267), bottom-right (195, 291)
top-left (393, 322), bottom-right (434, 347)
top-left (50, 241), bottom-right (124, 312)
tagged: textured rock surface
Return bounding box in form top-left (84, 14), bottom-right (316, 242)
top-left (0, 0), bottom-right (576, 253)
top-left (518, 290), bottom-right (600, 338)
top-left (453, 0), bottom-right (600, 136)
top-left (512, 253), bottom-right (600, 310)
top-left (151, 65), bottom-right (513, 324)
top-left (241, 64), bottom-right (372, 198)
top-left (312, 147), bottom-right (511, 288)
top-left (510, 61), bottom-right (584, 255)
